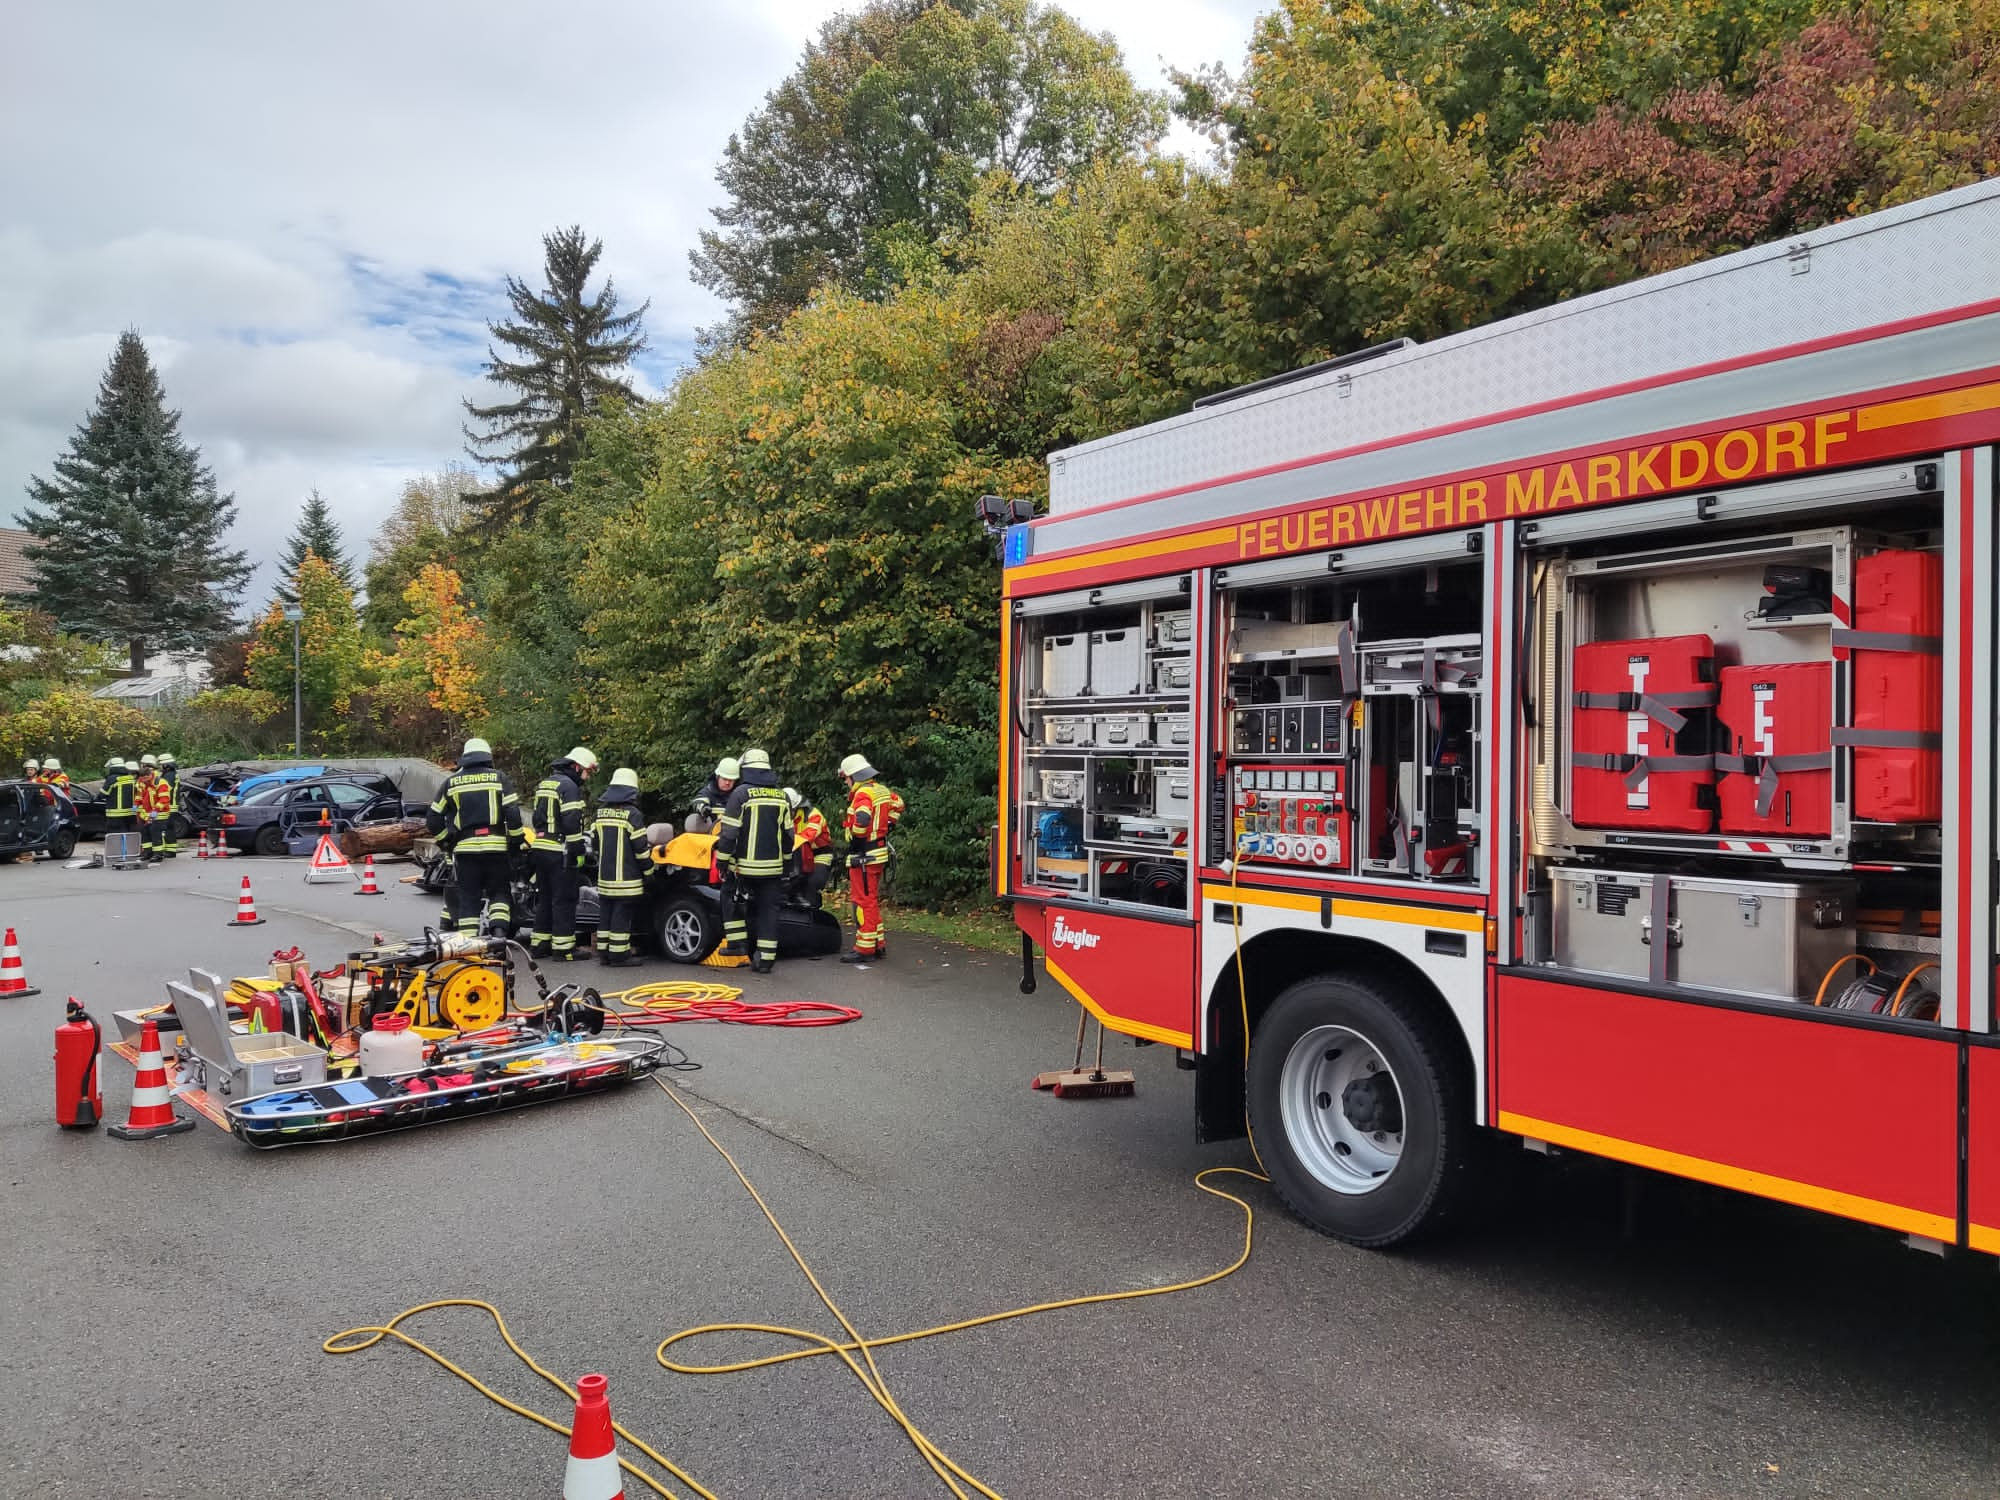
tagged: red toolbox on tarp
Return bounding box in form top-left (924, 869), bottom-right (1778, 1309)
top-left (1839, 550), bottom-right (1944, 822)
top-left (1572, 635), bottom-right (1717, 831)
top-left (1717, 662), bottom-right (1833, 836)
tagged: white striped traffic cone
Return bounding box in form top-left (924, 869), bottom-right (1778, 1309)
top-left (195, 829), bottom-right (209, 859)
top-left (0, 927), bottom-right (38, 997)
top-left (228, 875), bottom-right (267, 927)
top-left (108, 1017), bottom-right (195, 1140)
top-left (561, 1373), bottom-right (625, 1499)
top-left (355, 855), bottom-right (383, 895)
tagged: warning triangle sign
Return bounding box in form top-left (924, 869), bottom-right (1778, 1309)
top-left (304, 833), bottom-right (355, 884)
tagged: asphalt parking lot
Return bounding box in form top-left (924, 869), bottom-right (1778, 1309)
top-left (3, 851), bottom-right (1998, 1498)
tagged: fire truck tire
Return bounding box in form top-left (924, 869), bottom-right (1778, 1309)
top-left (1246, 973), bottom-right (1471, 1248)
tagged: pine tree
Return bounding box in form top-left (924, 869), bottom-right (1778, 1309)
top-left (462, 226), bottom-right (648, 518)
top-left (276, 488), bottom-right (355, 601)
top-left (17, 332), bottom-right (249, 675)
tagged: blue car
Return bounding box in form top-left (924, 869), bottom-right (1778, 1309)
top-left (217, 774), bottom-right (417, 856)
top-left (224, 765), bottom-right (328, 804)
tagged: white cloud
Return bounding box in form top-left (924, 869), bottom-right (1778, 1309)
top-left (1, 0), bottom-right (1263, 606)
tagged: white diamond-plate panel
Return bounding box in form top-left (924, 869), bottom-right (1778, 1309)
top-left (1047, 179), bottom-right (2000, 519)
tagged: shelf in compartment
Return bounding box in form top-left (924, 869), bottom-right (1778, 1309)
top-left (1023, 745), bottom-right (1192, 760)
top-left (1230, 645), bottom-right (1346, 664)
top-left (1084, 839), bottom-right (1189, 859)
top-left (1026, 692), bottom-right (1189, 709)
top-left (1744, 613), bottom-right (1837, 630)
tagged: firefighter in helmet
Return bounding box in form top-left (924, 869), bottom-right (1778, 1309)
top-left (529, 746), bottom-right (598, 961)
top-left (838, 753), bottom-right (903, 963)
top-left (22, 758), bottom-right (39, 781)
top-left (103, 758), bottom-right (136, 846)
top-left (784, 787), bottom-right (835, 905)
top-left (156, 753), bottom-right (180, 856)
top-left (136, 756), bottom-right (171, 862)
top-left (40, 757), bottom-right (69, 791)
top-left (425, 737), bottom-right (523, 933)
top-left (716, 749), bottom-right (792, 974)
top-left (591, 767), bottom-right (647, 967)
top-left (688, 757), bottom-right (739, 833)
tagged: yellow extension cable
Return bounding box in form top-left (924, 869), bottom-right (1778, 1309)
top-left (325, 1069), bottom-right (1270, 1499)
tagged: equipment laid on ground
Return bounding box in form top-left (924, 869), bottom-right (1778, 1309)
top-left (349, 930), bottom-right (539, 1035)
top-left (108, 1017), bottom-right (196, 1140)
top-left (223, 1030), bottom-right (668, 1147)
top-left (54, 998), bottom-right (102, 1128)
top-left (1031, 1007), bottom-right (1136, 1099)
top-left (167, 970), bottom-right (329, 1102)
top-left (0, 926), bottom-right (38, 997)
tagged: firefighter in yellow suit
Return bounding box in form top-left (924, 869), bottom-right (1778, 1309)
top-left (716, 749), bottom-right (793, 974)
top-left (425, 737), bottom-right (523, 933)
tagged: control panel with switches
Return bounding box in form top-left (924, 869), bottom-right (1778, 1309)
top-left (1231, 764), bottom-right (1351, 871)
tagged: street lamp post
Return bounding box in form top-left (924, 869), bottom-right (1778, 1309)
top-left (282, 603), bottom-right (304, 755)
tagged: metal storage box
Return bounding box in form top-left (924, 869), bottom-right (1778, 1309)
top-left (1153, 657), bottom-right (1194, 694)
top-left (1153, 609), bottom-right (1194, 646)
top-left (1153, 712), bottom-right (1192, 748)
top-left (1088, 629), bottom-right (1145, 696)
top-left (1041, 634), bottom-right (1088, 698)
top-left (1038, 769), bottom-right (1086, 806)
top-left (1152, 769), bottom-right (1193, 819)
top-left (1094, 713), bottom-right (1152, 749)
top-left (1550, 867), bottom-right (1854, 1000)
top-left (1041, 715), bottom-right (1094, 748)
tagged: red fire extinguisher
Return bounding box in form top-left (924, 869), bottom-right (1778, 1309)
top-left (55, 997), bottom-right (102, 1129)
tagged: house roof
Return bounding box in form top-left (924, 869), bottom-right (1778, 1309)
top-left (0, 527), bottom-right (35, 598)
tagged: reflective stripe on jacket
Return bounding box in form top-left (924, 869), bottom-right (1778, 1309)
top-left (794, 806), bottom-right (834, 870)
top-left (427, 763), bottom-right (521, 855)
top-left (717, 776), bottom-right (793, 878)
top-left (592, 796), bottom-right (647, 896)
top-left (532, 769), bottom-right (586, 855)
top-left (106, 775), bottom-right (137, 820)
top-left (138, 777), bottom-right (173, 816)
top-left (843, 780), bottom-right (903, 866)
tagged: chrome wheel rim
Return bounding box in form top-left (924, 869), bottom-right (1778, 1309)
top-left (1278, 1024), bottom-right (1405, 1196)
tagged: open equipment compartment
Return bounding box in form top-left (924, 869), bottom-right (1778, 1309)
top-left (1012, 575), bottom-right (1195, 913)
top-left (1523, 466), bottom-right (1947, 1022)
top-left (1216, 547), bottom-right (1486, 885)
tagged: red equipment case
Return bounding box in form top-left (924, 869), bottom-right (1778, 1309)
top-left (1716, 662), bottom-right (1833, 836)
top-left (1572, 635), bottom-right (1718, 832)
top-left (1842, 550), bottom-right (1944, 822)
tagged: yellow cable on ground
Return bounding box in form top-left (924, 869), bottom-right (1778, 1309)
top-left (325, 1073), bottom-right (1269, 1499)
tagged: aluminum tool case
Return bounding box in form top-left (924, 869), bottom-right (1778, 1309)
top-left (1550, 868), bottom-right (1855, 1000)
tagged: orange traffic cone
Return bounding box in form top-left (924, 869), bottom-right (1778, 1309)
top-left (0, 927), bottom-right (39, 997)
top-left (228, 875), bottom-right (267, 927)
top-left (561, 1373), bottom-right (626, 1499)
top-left (108, 1017), bottom-right (195, 1140)
top-left (195, 829), bottom-right (210, 859)
top-left (355, 855), bottom-right (383, 896)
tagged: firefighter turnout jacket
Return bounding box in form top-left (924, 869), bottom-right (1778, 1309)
top-left (592, 785), bottom-right (648, 896)
top-left (138, 773), bottom-right (173, 820)
top-left (794, 803), bottom-right (834, 878)
top-left (106, 769), bottom-right (137, 824)
top-left (426, 757), bottom-right (522, 854)
top-left (531, 763), bottom-right (588, 863)
top-left (843, 778), bottom-right (904, 866)
top-left (718, 770), bottom-right (793, 877)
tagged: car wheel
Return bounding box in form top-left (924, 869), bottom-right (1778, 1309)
top-left (49, 829), bottom-right (77, 860)
top-left (656, 895), bottom-right (721, 964)
top-left (167, 812), bottom-right (190, 841)
top-left (1245, 972), bottom-right (1474, 1249)
top-left (254, 824), bottom-right (286, 858)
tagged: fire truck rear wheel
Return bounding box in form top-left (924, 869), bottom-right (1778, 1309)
top-left (1247, 973), bottom-right (1471, 1248)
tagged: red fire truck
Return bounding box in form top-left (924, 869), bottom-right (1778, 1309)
top-left (995, 179), bottom-right (2000, 1251)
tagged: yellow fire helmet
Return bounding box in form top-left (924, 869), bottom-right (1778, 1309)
top-left (565, 746), bottom-right (599, 774)
top-left (610, 767), bottom-right (640, 791)
top-left (839, 753), bottom-right (876, 781)
top-left (740, 748), bottom-right (771, 772)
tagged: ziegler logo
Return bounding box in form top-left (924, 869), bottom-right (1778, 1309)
top-left (1049, 915), bottom-right (1102, 952)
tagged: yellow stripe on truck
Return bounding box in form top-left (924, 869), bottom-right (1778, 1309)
top-left (1199, 884), bottom-right (1486, 933)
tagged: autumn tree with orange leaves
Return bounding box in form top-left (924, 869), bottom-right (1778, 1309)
top-left (364, 564), bottom-right (488, 744)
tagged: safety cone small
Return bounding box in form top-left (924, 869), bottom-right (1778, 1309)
top-left (355, 855), bottom-right (383, 896)
top-left (0, 927), bottom-right (39, 998)
top-left (228, 875), bottom-right (267, 927)
top-left (194, 829), bottom-right (210, 859)
top-left (107, 1018), bottom-right (195, 1141)
top-left (562, 1373), bottom-right (625, 1499)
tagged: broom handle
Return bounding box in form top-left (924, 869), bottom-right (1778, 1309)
top-left (1092, 1017), bottom-right (1106, 1079)
top-left (1070, 1005), bottom-right (1088, 1071)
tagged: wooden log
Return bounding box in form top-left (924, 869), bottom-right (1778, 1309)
top-left (337, 817), bottom-right (427, 859)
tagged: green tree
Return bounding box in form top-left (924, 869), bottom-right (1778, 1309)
top-left (692, 0), bottom-right (1165, 339)
top-left (462, 227), bottom-right (647, 517)
top-left (362, 466), bottom-right (480, 638)
top-left (276, 488), bottom-right (355, 599)
top-left (244, 552), bottom-right (364, 743)
top-left (0, 604), bottom-right (121, 709)
top-left (17, 332), bottom-right (250, 674)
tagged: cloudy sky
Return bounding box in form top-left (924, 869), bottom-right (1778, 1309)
top-left (1, 0), bottom-right (1263, 606)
